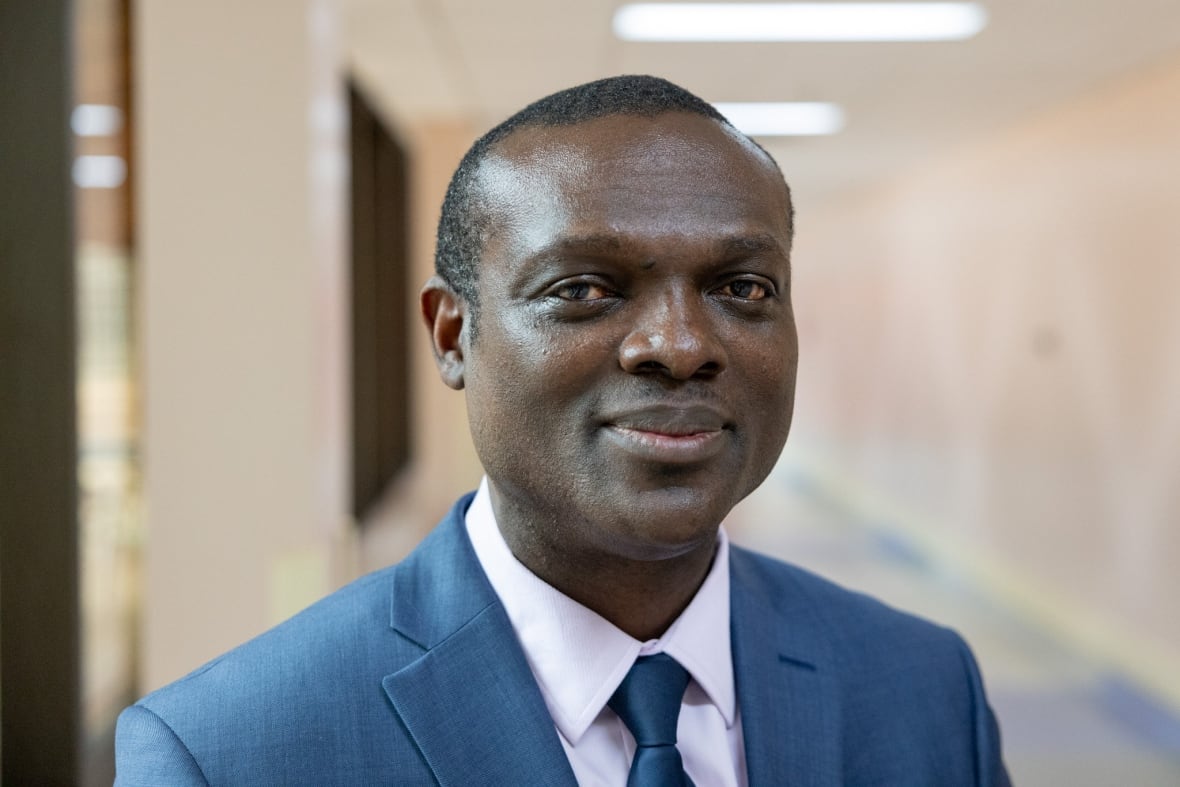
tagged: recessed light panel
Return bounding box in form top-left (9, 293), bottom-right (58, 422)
top-left (614, 3), bottom-right (988, 42)
top-left (714, 102), bottom-right (845, 136)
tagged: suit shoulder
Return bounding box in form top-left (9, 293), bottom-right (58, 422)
top-left (730, 545), bottom-right (1009, 784)
top-left (136, 564), bottom-right (412, 717)
top-left (121, 564), bottom-right (433, 784)
top-left (117, 500), bottom-right (481, 785)
top-left (730, 544), bottom-right (969, 656)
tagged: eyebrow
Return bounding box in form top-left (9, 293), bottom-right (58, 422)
top-left (717, 233), bottom-right (790, 260)
top-left (533, 234), bottom-right (625, 259)
top-left (532, 232), bottom-right (790, 262)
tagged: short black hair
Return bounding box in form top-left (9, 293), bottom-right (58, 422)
top-left (434, 74), bottom-right (790, 310)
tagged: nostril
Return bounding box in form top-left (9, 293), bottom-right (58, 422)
top-left (693, 361), bottom-right (723, 379)
top-left (636, 360), bottom-right (664, 372)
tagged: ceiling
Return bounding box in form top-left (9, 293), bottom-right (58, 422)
top-left (343, 0), bottom-right (1180, 209)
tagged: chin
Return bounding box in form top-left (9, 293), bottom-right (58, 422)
top-left (604, 487), bottom-right (734, 557)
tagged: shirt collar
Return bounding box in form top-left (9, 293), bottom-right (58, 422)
top-left (464, 477), bottom-right (736, 745)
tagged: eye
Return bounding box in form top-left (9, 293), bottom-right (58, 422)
top-left (719, 278), bottom-right (772, 301)
top-left (551, 280), bottom-right (614, 301)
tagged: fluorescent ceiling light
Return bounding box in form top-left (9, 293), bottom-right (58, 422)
top-left (73, 155), bottom-right (127, 189)
top-left (715, 102), bottom-right (845, 136)
top-left (72, 104), bottom-right (124, 137)
top-left (614, 3), bottom-right (988, 42)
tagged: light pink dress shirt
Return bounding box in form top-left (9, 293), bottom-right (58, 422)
top-left (465, 478), bottom-right (747, 787)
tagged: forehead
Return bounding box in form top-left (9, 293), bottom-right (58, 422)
top-left (473, 113), bottom-right (792, 252)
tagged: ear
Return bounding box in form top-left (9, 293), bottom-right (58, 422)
top-left (420, 276), bottom-right (469, 390)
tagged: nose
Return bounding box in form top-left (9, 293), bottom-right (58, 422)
top-left (618, 289), bottom-right (727, 380)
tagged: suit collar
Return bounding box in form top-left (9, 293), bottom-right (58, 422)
top-left (466, 479), bottom-right (739, 741)
top-left (731, 545), bottom-right (844, 787)
top-left (387, 493), bottom-right (495, 648)
top-left (383, 495), bottom-right (578, 786)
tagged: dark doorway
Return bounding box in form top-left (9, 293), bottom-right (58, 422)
top-left (349, 82), bottom-right (412, 519)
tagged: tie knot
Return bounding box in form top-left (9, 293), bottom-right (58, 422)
top-left (608, 653), bottom-right (690, 747)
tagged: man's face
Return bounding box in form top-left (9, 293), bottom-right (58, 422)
top-left (458, 112), bottom-right (798, 565)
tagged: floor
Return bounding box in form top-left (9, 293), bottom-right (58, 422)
top-left (727, 462), bottom-right (1180, 786)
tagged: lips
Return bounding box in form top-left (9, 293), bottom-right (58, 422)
top-left (601, 405), bottom-right (730, 464)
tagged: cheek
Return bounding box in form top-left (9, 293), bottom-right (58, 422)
top-left (743, 336), bottom-right (799, 436)
top-left (464, 328), bottom-right (593, 443)
top-left (508, 319), bottom-right (620, 390)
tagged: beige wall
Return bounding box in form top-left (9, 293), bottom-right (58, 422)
top-left (790, 54), bottom-right (1180, 706)
top-left (135, 1), bottom-right (483, 688)
top-left (136, 0), bottom-right (352, 690)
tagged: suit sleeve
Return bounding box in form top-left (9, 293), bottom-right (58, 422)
top-left (115, 704), bottom-right (210, 787)
top-left (956, 637), bottom-right (1012, 787)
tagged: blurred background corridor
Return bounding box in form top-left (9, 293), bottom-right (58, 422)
top-left (3, 1), bottom-right (1179, 783)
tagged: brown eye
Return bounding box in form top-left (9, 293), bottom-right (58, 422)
top-left (555, 281), bottom-right (611, 300)
top-left (724, 279), bottom-right (769, 300)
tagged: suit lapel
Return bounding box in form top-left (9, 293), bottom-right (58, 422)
top-left (731, 547), bottom-right (843, 787)
top-left (383, 603), bottom-right (577, 787)
top-left (382, 497), bottom-right (577, 787)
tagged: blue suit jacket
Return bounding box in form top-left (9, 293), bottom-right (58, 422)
top-left (116, 494), bottom-right (1010, 785)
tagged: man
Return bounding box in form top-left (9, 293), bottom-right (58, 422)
top-left (116, 75), bottom-right (1009, 785)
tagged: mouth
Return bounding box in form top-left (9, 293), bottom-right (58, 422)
top-left (601, 405), bottom-right (730, 464)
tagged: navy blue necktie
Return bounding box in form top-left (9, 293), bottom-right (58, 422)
top-left (608, 653), bottom-right (695, 787)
